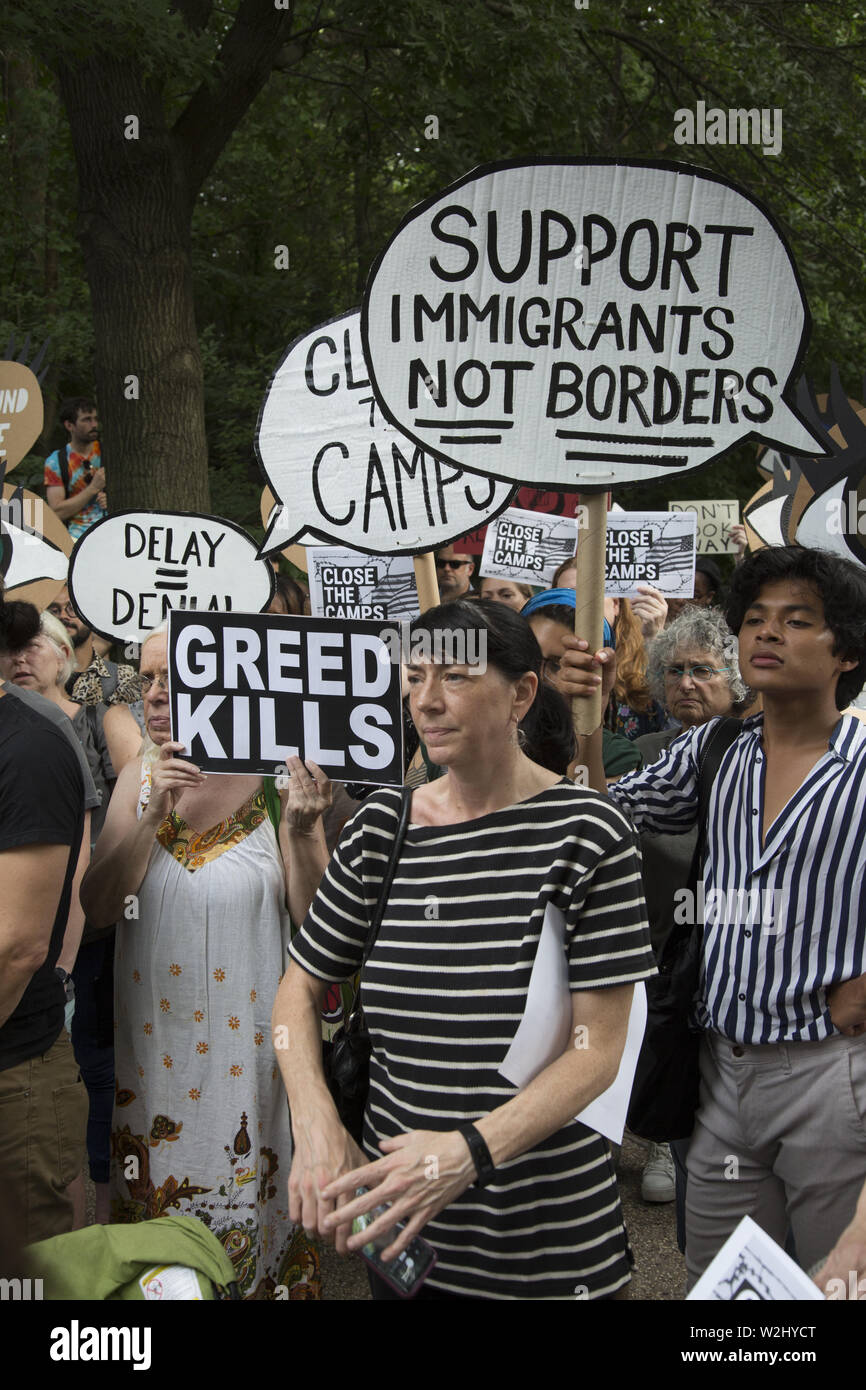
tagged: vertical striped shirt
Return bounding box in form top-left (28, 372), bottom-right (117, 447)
top-left (290, 781), bottom-right (655, 1299)
top-left (609, 713), bottom-right (866, 1044)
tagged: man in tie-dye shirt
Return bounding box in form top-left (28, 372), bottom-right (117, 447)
top-left (44, 398), bottom-right (106, 541)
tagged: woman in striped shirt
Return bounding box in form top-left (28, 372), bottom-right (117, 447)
top-left (273, 600), bottom-right (656, 1300)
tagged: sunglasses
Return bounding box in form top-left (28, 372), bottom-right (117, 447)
top-left (436, 559), bottom-right (472, 570)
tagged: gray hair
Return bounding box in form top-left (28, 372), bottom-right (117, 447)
top-left (647, 606), bottom-right (750, 707)
top-left (39, 611), bottom-right (77, 685)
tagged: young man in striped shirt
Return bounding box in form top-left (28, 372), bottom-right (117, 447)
top-left (562, 545), bottom-right (866, 1287)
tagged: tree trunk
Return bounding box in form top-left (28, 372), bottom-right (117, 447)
top-left (55, 58), bottom-right (210, 513)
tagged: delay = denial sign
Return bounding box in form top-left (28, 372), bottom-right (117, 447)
top-left (167, 610), bottom-right (404, 784)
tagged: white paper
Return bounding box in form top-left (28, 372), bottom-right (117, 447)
top-left (605, 509), bottom-right (696, 599)
top-left (687, 1216), bottom-right (824, 1301)
top-left (478, 505), bottom-right (576, 585)
top-left (575, 979), bottom-right (647, 1145)
top-left (139, 1264), bottom-right (205, 1300)
top-left (499, 901), bottom-right (647, 1145)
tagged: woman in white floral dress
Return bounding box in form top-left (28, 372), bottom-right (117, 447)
top-left (82, 628), bottom-right (330, 1299)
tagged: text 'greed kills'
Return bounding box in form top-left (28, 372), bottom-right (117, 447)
top-left (173, 624), bottom-right (397, 770)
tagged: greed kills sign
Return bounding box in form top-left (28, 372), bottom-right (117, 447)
top-left (168, 611), bottom-right (404, 785)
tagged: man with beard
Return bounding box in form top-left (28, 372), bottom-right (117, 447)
top-left (44, 399), bottom-right (106, 541)
top-left (44, 586), bottom-right (140, 708)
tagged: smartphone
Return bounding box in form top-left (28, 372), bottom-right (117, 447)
top-left (351, 1187), bottom-right (438, 1298)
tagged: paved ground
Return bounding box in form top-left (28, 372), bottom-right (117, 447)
top-left (319, 1132), bottom-right (686, 1300)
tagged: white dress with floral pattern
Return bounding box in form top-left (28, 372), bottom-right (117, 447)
top-left (110, 762), bottom-right (320, 1299)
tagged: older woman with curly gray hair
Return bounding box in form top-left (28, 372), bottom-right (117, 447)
top-left (645, 604), bottom-right (751, 734)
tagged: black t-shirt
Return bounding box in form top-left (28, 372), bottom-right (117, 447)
top-left (0, 693), bottom-right (85, 1070)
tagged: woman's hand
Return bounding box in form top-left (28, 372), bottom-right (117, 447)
top-left (557, 635), bottom-right (617, 706)
top-left (320, 1129), bottom-right (476, 1260)
top-left (142, 741), bottom-right (206, 824)
top-left (288, 1115), bottom-right (368, 1255)
top-left (279, 756), bottom-right (333, 835)
top-left (631, 584), bottom-right (668, 640)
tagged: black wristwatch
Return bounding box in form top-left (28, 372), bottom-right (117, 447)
top-left (458, 1122), bottom-right (496, 1186)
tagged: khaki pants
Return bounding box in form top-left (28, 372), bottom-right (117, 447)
top-left (685, 1030), bottom-right (866, 1287)
top-left (0, 1030), bottom-right (88, 1246)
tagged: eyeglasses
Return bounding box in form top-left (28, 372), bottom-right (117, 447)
top-left (664, 664), bottom-right (732, 683)
top-left (47, 602), bottom-right (76, 618)
top-left (140, 673), bottom-right (169, 694)
top-left (436, 559), bottom-right (472, 570)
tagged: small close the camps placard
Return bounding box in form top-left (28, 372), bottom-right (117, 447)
top-left (167, 610), bottom-right (404, 785)
top-left (605, 510), bottom-right (696, 598)
top-left (307, 546), bottom-right (419, 620)
top-left (479, 506), bottom-right (576, 584)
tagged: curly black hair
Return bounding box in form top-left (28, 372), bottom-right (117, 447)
top-left (725, 546), bottom-right (866, 710)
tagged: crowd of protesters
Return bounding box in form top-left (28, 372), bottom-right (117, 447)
top-left (1, 407), bottom-right (865, 1299)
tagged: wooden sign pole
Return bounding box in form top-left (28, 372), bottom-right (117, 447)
top-left (413, 551), bottom-right (440, 614)
top-left (572, 491), bottom-right (608, 737)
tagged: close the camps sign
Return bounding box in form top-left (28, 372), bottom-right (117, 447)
top-left (167, 611), bottom-right (404, 785)
top-left (362, 159), bottom-right (826, 492)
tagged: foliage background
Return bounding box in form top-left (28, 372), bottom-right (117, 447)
top-left (2, 0), bottom-right (864, 540)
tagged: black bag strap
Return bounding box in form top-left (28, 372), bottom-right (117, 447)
top-left (661, 716), bottom-right (742, 968)
top-left (360, 787), bottom-right (412, 971)
top-left (59, 443), bottom-right (70, 495)
top-left (346, 787), bottom-right (411, 1016)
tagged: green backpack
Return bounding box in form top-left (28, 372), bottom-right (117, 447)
top-left (27, 1214), bottom-right (241, 1301)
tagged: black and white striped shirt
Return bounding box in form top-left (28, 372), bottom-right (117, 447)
top-left (610, 713), bottom-right (866, 1044)
top-left (290, 781), bottom-right (655, 1300)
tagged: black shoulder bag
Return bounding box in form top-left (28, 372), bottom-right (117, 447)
top-left (324, 787), bottom-right (412, 1144)
top-left (626, 717), bottom-right (742, 1143)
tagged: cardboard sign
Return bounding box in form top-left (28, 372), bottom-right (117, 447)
top-left (743, 369), bottom-right (866, 570)
top-left (1, 480), bottom-right (71, 610)
top-left (68, 511), bottom-right (276, 644)
top-left (307, 546), bottom-right (418, 620)
top-left (362, 159), bottom-right (824, 492)
top-left (605, 510), bottom-right (696, 598)
top-left (167, 610), bottom-right (404, 784)
top-left (479, 505), bottom-right (576, 584)
top-left (0, 362), bottom-right (43, 474)
top-left (259, 487), bottom-right (309, 572)
top-left (256, 308), bottom-right (515, 556)
top-left (668, 499), bottom-right (740, 553)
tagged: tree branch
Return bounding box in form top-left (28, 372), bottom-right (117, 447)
top-left (172, 0), bottom-right (297, 206)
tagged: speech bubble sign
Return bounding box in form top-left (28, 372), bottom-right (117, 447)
top-left (1, 481), bottom-right (71, 610)
top-left (0, 362), bottom-right (44, 474)
top-left (256, 309), bottom-right (516, 556)
top-left (362, 159), bottom-right (826, 492)
top-left (68, 511), bottom-right (276, 644)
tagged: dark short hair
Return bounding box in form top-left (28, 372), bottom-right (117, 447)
top-left (59, 396), bottom-right (97, 426)
top-left (273, 572), bottom-right (305, 615)
top-left (725, 545), bottom-right (866, 710)
top-left (0, 593), bottom-right (41, 652)
top-left (409, 597), bottom-right (576, 773)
